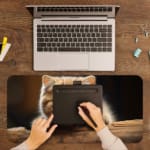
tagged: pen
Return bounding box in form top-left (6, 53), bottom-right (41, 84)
top-left (1, 36), bottom-right (8, 52)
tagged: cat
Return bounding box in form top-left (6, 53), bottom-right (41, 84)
top-left (38, 75), bottom-right (116, 125)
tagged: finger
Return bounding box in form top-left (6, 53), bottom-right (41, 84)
top-left (43, 114), bottom-right (54, 128)
top-left (47, 124), bottom-right (58, 137)
top-left (32, 119), bottom-right (38, 125)
top-left (80, 102), bottom-right (96, 109)
top-left (80, 102), bottom-right (89, 107)
top-left (78, 107), bottom-right (95, 129)
top-left (35, 118), bottom-right (44, 125)
top-left (38, 118), bottom-right (48, 127)
top-left (80, 102), bottom-right (96, 115)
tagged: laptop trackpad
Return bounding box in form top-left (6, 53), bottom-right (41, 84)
top-left (58, 52), bottom-right (88, 70)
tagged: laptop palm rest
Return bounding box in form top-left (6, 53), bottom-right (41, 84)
top-left (57, 52), bottom-right (88, 70)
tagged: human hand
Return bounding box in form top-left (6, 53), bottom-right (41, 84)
top-left (25, 114), bottom-right (57, 150)
top-left (78, 102), bottom-right (105, 132)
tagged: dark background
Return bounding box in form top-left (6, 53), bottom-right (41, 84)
top-left (7, 75), bottom-right (143, 129)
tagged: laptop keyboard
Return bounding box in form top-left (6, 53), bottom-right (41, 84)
top-left (37, 24), bottom-right (112, 52)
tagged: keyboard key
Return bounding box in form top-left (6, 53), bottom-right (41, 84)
top-left (66, 43), bottom-right (70, 47)
top-left (54, 38), bottom-right (58, 42)
top-left (37, 47), bottom-right (43, 51)
top-left (48, 48), bottom-right (53, 51)
top-left (87, 33), bottom-right (91, 37)
top-left (107, 42), bottom-right (112, 46)
top-left (80, 48), bottom-right (85, 51)
top-left (45, 38), bottom-right (49, 42)
top-left (52, 43), bottom-right (56, 47)
top-left (108, 25), bottom-right (112, 28)
top-left (86, 48), bottom-right (90, 51)
top-left (37, 33), bottom-right (42, 37)
top-left (77, 33), bottom-right (81, 37)
top-left (107, 48), bottom-right (112, 51)
top-left (53, 48), bottom-right (58, 51)
top-left (95, 43), bottom-right (101, 47)
top-left (62, 43), bottom-right (65, 47)
top-left (59, 48), bottom-right (80, 52)
top-left (64, 38), bottom-right (67, 42)
top-left (107, 38), bottom-right (112, 42)
top-left (37, 43), bottom-right (46, 47)
top-left (37, 38), bottom-right (44, 42)
top-left (37, 28), bottom-right (41, 32)
top-left (42, 28), bottom-right (46, 32)
top-left (97, 38), bottom-right (106, 42)
top-left (47, 43), bottom-right (51, 47)
top-left (101, 33), bottom-right (106, 37)
top-left (103, 48), bottom-right (107, 51)
top-left (91, 48), bottom-right (97, 51)
top-left (92, 33), bottom-right (96, 37)
top-left (76, 43), bottom-right (80, 47)
top-left (78, 38), bottom-right (82, 42)
top-left (59, 38), bottom-right (63, 42)
top-left (71, 43), bottom-right (75, 47)
top-left (81, 43), bottom-right (84, 47)
top-left (69, 38), bottom-right (72, 42)
top-left (86, 43), bottom-right (89, 47)
top-left (83, 38), bottom-right (87, 42)
top-left (96, 33), bottom-right (100, 37)
top-left (44, 48), bottom-right (48, 51)
top-left (57, 43), bottom-right (60, 47)
top-left (88, 38), bottom-right (92, 42)
top-left (90, 43), bottom-right (94, 47)
top-left (98, 48), bottom-right (103, 51)
top-left (107, 33), bottom-right (112, 37)
top-left (103, 43), bottom-right (107, 46)
top-left (73, 38), bottom-right (77, 42)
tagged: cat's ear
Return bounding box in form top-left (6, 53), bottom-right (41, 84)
top-left (42, 75), bottom-right (54, 87)
top-left (82, 75), bottom-right (96, 85)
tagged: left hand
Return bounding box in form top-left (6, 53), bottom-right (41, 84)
top-left (25, 114), bottom-right (57, 150)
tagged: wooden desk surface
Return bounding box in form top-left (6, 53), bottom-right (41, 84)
top-left (0, 0), bottom-right (150, 149)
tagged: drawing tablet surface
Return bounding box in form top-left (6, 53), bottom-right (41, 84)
top-left (53, 85), bottom-right (103, 126)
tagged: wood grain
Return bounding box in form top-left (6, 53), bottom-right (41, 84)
top-left (0, 0), bottom-right (150, 149)
top-left (7, 120), bottom-right (143, 144)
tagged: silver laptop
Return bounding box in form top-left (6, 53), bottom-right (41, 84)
top-left (26, 5), bottom-right (120, 71)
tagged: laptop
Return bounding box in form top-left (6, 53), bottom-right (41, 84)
top-left (52, 85), bottom-right (103, 126)
top-left (26, 5), bottom-right (120, 71)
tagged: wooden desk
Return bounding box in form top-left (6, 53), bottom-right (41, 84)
top-left (0, 0), bottom-right (150, 149)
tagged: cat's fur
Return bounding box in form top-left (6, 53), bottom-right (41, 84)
top-left (38, 75), bottom-right (116, 124)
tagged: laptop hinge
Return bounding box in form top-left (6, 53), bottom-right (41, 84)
top-left (40, 16), bottom-right (108, 21)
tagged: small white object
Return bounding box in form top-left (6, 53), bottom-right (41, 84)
top-left (133, 48), bottom-right (142, 58)
top-left (135, 37), bottom-right (139, 43)
top-left (144, 31), bottom-right (149, 37)
top-left (0, 43), bottom-right (11, 61)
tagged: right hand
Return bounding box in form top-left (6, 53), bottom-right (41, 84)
top-left (78, 102), bottom-right (105, 132)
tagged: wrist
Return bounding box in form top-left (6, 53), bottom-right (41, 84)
top-left (95, 122), bottom-right (106, 133)
top-left (25, 137), bottom-right (39, 150)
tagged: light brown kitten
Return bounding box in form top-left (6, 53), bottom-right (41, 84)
top-left (39, 75), bottom-right (116, 124)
